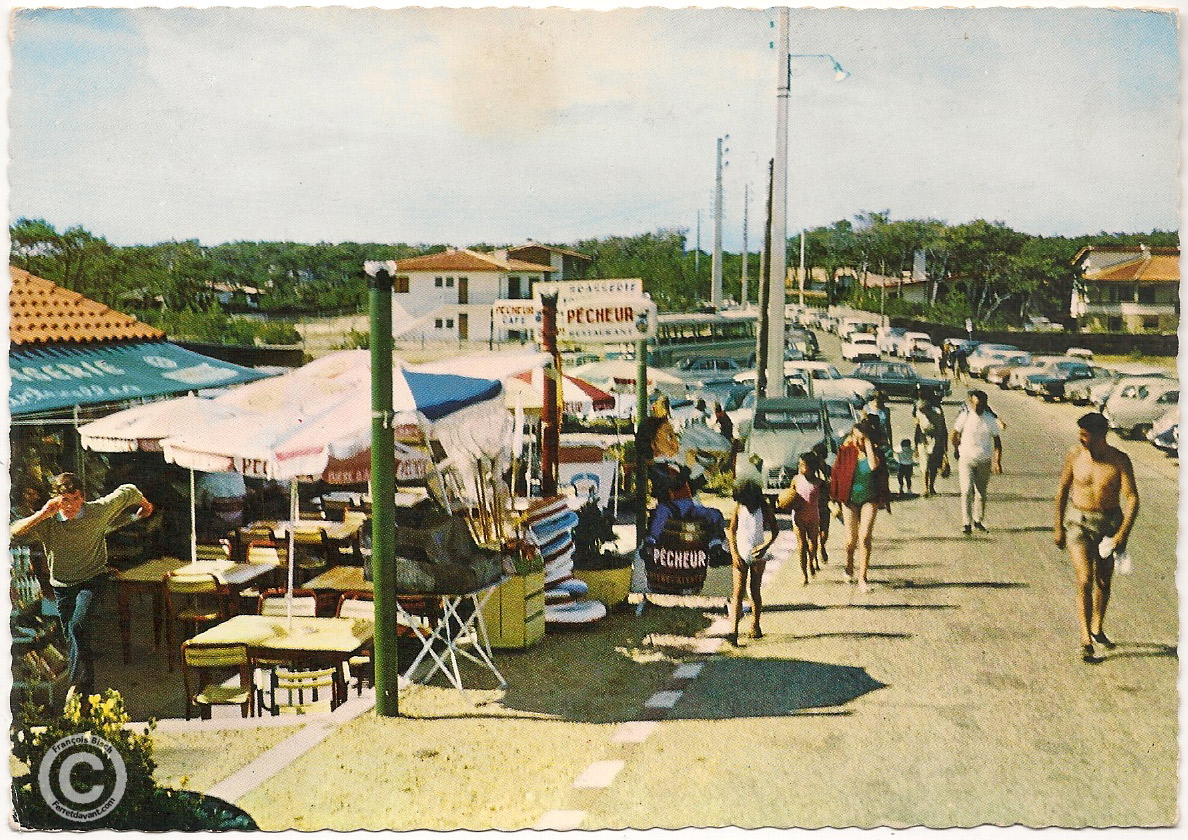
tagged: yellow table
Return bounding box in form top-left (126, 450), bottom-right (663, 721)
top-left (188, 614), bottom-right (375, 707)
top-left (247, 518), bottom-right (364, 546)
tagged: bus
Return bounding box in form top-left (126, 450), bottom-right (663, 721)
top-left (629, 311), bottom-right (760, 367)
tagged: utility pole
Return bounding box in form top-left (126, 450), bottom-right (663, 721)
top-left (765, 7), bottom-right (790, 399)
top-left (695, 210), bottom-right (701, 281)
top-left (799, 228), bottom-right (806, 308)
top-left (755, 159), bottom-right (774, 401)
top-left (712, 135), bottom-right (728, 309)
top-left (741, 184), bottom-right (750, 306)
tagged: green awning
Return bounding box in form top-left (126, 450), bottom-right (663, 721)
top-left (9, 341), bottom-right (270, 417)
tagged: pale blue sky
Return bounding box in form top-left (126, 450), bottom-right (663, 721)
top-left (7, 3), bottom-right (1181, 249)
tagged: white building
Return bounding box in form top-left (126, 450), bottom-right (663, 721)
top-left (377, 248), bottom-right (556, 341)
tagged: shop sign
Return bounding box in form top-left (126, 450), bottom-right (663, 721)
top-left (557, 295), bottom-right (657, 343)
top-left (492, 300), bottom-right (538, 330)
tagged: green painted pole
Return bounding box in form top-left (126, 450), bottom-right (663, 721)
top-left (635, 339), bottom-right (648, 546)
top-left (370, 268), bottom-right (399, 717)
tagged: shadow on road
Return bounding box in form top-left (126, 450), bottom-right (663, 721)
top-left (671, 657), bottom-right (887, 720)
top-left (886, 580), bottom-right (1028, 590)
top-left (763, 603), bottom-right (957, 612)
top-left (779, 631), bottom-right (912, 642)
top-left (1102, 642), bottom-right (1177, 661)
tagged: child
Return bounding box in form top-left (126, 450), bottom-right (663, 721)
top-left (810, 442), bottom-right (832, 565)
top-left (778, 453), bottom-right (823, 586)
top-left (726, 479), bottom-right (779, 644)
top-left (896, 438), bottom-right (915, 495)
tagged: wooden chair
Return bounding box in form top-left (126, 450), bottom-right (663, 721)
top-left (320, 529), bottom-right (361, 568)
top-left (253, 587), bottom-right (318, 713)
top-left (268, 666), bottom-right (341, 715)
top-left (194, 542), bottom-right (231, 562)
top-left (336, 591), bottom-right (375, 694)
top-left (181, 641), bottom-right (252, 719)
top-left (164, 571), bottom-right (228, 672)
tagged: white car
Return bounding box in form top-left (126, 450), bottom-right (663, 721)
top-left (903, 332), bottom-right (936, 361)
top-left (967, 344), bottom-right (1022, 378)
top-left (1104, 378), bottom-right (1180, 439)
top-left (841, 333), bottom-right (881, 362)
top-left (1006, 356), bottom-right (1064, 390)
top-left (876, 326), bottom-right (907, 356)
top-left (733, 361), bottom-right (876, 403)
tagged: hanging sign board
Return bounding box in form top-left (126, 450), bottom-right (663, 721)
top-left (535, 278), bottom-right (642, 302)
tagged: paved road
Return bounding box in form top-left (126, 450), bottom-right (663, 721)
top-left (569, 337), bottom-right (1179, 828)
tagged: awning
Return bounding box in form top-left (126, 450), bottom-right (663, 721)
top-left (9, 341), bottom-right (270, 417)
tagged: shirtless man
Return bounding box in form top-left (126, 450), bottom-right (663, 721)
top-left (1054, 412), bottom-right (1139, 663)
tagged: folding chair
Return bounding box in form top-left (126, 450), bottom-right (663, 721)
top-left (164, 571), bottom-right (229, 672)
top-left (181, 642), bottom-right (252, 720)
top-left (398, 584), bottom-right (507, 703)
top-left (336, 591), bottom-right (374, 695)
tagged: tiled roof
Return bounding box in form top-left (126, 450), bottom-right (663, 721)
top-left (1072, 244), bottom-right (1179, 265)
top-left (508, 241), bottom-right (592, 261)
top-left (395, 248), bottom-right (554, 273)
top-left (8, 266), bottom-right (165, 346)
top-left (1085, 253), bottom-right (1180, 283)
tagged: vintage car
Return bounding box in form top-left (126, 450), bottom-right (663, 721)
top-left (739, 397), bottom-right (836, 497)
top-left (850, 360), bottom-right (951, 402)
top-left (1104, 378), bottom-right (1180, 439)
top-left (841, 333), bottom-right (881, 362)
top-left (1024, 360), bottom-right (1098, 400)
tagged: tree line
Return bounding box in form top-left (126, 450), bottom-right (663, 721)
top-left (10, 215), bottom-right (1178, 343)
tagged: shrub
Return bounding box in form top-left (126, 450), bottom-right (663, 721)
top-left (257, 321), bottom-right (301, 345)
top-left (11, 690), bottom-right (256, 831)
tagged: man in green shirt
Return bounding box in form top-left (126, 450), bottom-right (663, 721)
top-left (10, 472), bottom-right (153, 703)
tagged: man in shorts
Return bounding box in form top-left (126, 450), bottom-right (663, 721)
top-left (951, 389), bottom-right (1002, 534)
top-left (1054, 412), bottom-right (1139, 663)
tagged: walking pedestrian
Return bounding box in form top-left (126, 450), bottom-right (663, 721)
top-left (914, 397), bottom-right (948, 496)
top-left (777, 452), bottom-right (823, 585)
top-left (726, 479), bottom-right (779, 645)
top-left (896, 438), bottom-right (915, 496)
top-left (1054, 412), bottom-right (1139, 663)
top-left (810, 441), bottom-right (832, 565)
top-left (9, 472), bottom-right (153, 708)
top-left (830, 417), bottom-right (891, 592)
top-left (951, 389), bottom-right (1002, 534)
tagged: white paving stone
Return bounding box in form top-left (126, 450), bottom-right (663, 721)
top-left (694, 637), bottom-right (724, 654)
top-left (612, 720), bottom-right (659, 743)
top-left (672, 662), bottom-right (704, 680)
top-left (644, 690), bottom-right (682, 709)
top-left (573, 760), bottom-right (626, 789)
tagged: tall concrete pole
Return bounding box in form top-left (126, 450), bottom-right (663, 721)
top-left (799, 228), bottom-right (806, 308)
top-left (740, 183), bottom-right (750, 306)
top-left (765, 7), bottom-right (790, 399)
top-left (540, 293), bottom-right (560, 497)
top-left (711, 136), bottom-right (726, 308)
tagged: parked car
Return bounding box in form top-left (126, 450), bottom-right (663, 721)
top-left (670, 356), bottom-right (743, 389)
top-left (839, 316), bottom-right (881, 342)
top-left (850, 360), bottom-right (951, 402)
top-left (824, 397), bottom-right (862, 449)
top-left (1065, 347), bottom-right (1094, 361)
top-left (786, 327), bottom-right (820, 359)
top-left (1065, 365), bottom-right (1171, 408)
top-left (739, 361), bottom-right (877, 403)
top-left (903, 333), bottom-right (937, 362)
top-left (745, 346), bottom-right (805, 368)
top-left (1024, 360), bottom-right (1098, 401)
top-left (984, 353), bottom-right (1034, 388)
top-left (1006, 356), bottom-right (1064, 390)
top-left (1148, 406), bottom-right (1178, 456)
top-left (876, 326), bottom-right (908, 356)
top-left (739, 397), bottom-right (836, 498)
top-left (841, 333), bottom-right (881, 362)
top-left (724, 379), bottom-right (809, 440)
top-left (1104, 378), bottom-right (1180, 439)
top-left (967, 344), bottom-right (1021, 378)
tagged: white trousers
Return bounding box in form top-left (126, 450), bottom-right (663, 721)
top-left (958, 458), bottom-right (992, 526)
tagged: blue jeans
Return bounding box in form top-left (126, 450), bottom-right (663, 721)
top-left (646, 497), bottom-right (726, 546)
top-left (53, 578), bottom-right (103, 694)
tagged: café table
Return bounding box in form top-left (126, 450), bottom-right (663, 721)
top-left (186, 614), bottom-right (375, 709)
top-left (245, 518), bottom-right (364, 550)
top-left (112, 556), bottom-right (283, 664)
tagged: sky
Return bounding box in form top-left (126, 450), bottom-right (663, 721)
top-left (5, 2), bottom-right (1183, 251)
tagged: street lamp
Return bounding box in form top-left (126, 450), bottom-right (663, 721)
top-left (765, 8), bottom-right (849, 399)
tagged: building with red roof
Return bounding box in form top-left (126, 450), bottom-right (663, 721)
top-left (1071, 245), bottom-right (1179, 333)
